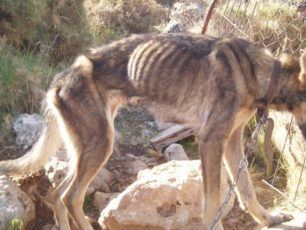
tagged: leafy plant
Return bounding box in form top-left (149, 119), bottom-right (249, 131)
top-left (7, 218), bottom-right (24, 230)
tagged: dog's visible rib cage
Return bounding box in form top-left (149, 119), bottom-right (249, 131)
top-left (1, 33), bottom-right (305, 229)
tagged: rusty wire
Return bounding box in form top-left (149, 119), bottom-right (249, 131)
top-left (203, 0), bottom-right (305, 56)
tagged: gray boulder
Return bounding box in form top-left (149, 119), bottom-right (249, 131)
top-left (0, 175), bottom-right (35, 229)
top-left (13, 113), bottom-right (44, 150)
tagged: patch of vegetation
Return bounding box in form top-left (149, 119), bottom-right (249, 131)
top-left (7, 218), bottom-right (24, 230)
top-left (84, 0), bottom-right (168, 43)
top-left (178, 136), bottom-right (198, 159)
top-left (0, 0), bottom-right (49, 46)
top-left (83, 194), bottom-right (100, 217)
top-left (0, 42), bottom-right (56, 126)
top-left (0, 0), bottom-right (92, 63)
top-left (0, 39), bottom-right (56, 160)
top-left (245, 116), bottom-right (289, 187)
top-left (115, 106), bottom-right (159, 146)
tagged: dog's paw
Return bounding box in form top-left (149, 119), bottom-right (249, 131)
top-left (267, 213), bottom-right (294, 227)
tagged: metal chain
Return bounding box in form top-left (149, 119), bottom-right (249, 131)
top-left (210, 115), bottom-right (267, 230)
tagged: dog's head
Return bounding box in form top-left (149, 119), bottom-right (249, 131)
top-left (284, 53), bottom-right (306, 138)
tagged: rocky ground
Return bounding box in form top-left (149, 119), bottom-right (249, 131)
top-left (1, 106), bottom-right (305, 230)
top-left (1, 1), bottom-right (305, 229)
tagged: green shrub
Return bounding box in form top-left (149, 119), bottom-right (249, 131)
top-left (0, 40), bottom-right (56, 159)
top-left (7, 218), bottom-right (24, 230)
top-left (0, 0), bottom-right (48, 46)
top-left (0, 42), bottom-right (56, 128)
top-left (0, 0), bottom-right (92, 63)
top-left (41, 0), bottom-right (92, 62)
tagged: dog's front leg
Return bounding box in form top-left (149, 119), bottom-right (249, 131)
top-left (199, 137), bottom-right (225, 230)
top-left (223, 126), bottom-right (293, 227)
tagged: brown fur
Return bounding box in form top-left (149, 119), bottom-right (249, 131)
top-left (0, 33), bottom-right (305, 229)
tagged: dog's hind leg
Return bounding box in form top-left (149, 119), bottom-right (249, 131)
top-left (39, 173), bottom-right (73, 229)
top-left (45, 56), bottom-right (119, 229)
top-left (54, 86), bottom-right (115, 230)
top-left (223, 126), bottom-right (293, 227)
top-left (61, 104), bottom-right (114, 230)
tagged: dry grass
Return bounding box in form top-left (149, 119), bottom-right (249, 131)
top-left (207, 0), bottom-right (305, 55)
top-left (0, 38), bottom-right (56, 160)
top-left (84, 0), bottom-right (168, 43)
top-left (0, 0), bottom-right (92, 63)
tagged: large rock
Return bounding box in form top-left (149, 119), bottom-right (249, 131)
top-left (99, 160), bottom-right (234, 230)
top-left (13, 113), bottom-right (44, 150)
top-left (0, 175), bottom-right (35, 229)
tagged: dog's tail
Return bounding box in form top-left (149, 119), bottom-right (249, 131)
top-left (0, 103), bottom-right (61, 176)
top-left (0, 55), bottom-right (95, 176)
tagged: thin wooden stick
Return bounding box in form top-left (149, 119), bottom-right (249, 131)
top-left (201, 0), bottom-right (219, 34)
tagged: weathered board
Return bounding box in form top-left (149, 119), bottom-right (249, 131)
top-left (150, 125), bottom-right (195, 150)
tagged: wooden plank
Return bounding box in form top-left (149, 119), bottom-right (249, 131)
top-left (150, 125), bottom-right (195, 150)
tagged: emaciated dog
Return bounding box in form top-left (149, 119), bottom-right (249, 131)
top-left (1, 33), bottom-right (305, 229)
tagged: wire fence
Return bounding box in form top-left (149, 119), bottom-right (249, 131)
top-left (203, 0), bottom-right (305, 56)
top-left (199, 0), bottom-right (306, 214)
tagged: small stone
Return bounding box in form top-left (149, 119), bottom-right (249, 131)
top-left (44, 158), bottom-right (67, 187)
top-left (164, 143), bottom-right (189, 161)
top-left (86, 167), bottom-right (113, 195)
top-left (13, 113), bottom-right (44, 150)
top-left (163, 20), bottom-right (184, 33)
top-left (154, 121), bottom-right (175, 131)
top-left (94, 192), bottom-right (118, 212)
top-left (126, 160), bottom-right (147, 175)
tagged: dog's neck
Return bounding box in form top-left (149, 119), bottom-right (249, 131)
top-left (268, 56), bottom-right (301, 111)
